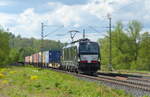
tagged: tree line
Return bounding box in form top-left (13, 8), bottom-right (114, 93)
top-left (0, 30), bottom-right (64, 66)
top-left (99, 20), bottom-right (150, 71)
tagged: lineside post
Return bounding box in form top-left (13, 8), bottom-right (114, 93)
top-left (107, 14), bottom-right (112, 71)
top-left (41, 22), bottom-right (44, 67)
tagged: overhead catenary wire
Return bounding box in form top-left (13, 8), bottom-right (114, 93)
top-left (44, 25), bottom-right (64, 38)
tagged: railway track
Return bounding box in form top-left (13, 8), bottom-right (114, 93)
top-left (76, 74), bottom-right (150, 92)
top-left (48, 68), bottom-right (150, 92)
top-left (127, 76), bottom-right (150, 83)
top-left (97, 75), bottom-right (150, 91)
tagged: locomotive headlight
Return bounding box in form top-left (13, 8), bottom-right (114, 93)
top-left (78, 59), bottom-right (80, 61)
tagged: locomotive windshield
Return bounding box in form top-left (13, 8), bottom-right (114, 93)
top-left (79, 42), bottom-right (99, 54)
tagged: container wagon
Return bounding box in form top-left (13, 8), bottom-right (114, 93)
top-left (29, 56), bottom-right (33, 65)
top-left (43, 50), bottom-right (61, 68)
top-left (25, 56), bottom-right (30, 64)
top-left (32, 53), bottom-right (39, 66)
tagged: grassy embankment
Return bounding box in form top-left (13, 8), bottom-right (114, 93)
top-left (0, 66), bottom-right (132, 97)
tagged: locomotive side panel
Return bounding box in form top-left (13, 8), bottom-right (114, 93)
top-left (62, 45), bottom-right (78, 71)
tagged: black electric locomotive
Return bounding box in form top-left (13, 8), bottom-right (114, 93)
top-left (61, 38), bottom-right (101, 74)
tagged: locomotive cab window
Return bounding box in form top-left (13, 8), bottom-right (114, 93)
top-left (79, 42), bottom-right (99, 54)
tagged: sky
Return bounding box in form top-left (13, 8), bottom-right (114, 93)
top-left (0, 0), bottom-right (150, 42)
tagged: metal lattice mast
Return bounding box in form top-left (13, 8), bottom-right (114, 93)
top-left (107, 14), bottom-right (112, 71)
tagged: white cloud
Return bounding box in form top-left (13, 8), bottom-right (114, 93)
top-left (0, 0), bottom-right (150, 42)
top-left (84, 1), bottom-right (114, 19)
top-left (10, 8), bottom-right (45, 37)
top-left (0, 13), bottom-right (16, 25)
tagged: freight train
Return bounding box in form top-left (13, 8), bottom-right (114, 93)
top-left (25, 50), bottom-right (61, 68)
top-left (25, 38), bottom-right (101, 75)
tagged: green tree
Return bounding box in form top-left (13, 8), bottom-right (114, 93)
top-left (137, 32), bottom-right (150, 70)
top-left (99, 20), bottom-right (143, 70)
top-left (127, 20), bottom-right (142, 67)
top-left (18, 47), bottom-right (38, 62)
top-left (7, 48), bottom-right (19, 64)
top-left (111, 22), bottom-right (132, 69)
top-left (98, 37), bottom-right (109, 70)
top-left (8, 33), bottom-right (65, 62)
top-left (0, 29), bottom-right (10, 65)
top-left (98, 22), bottom-right (131, 70)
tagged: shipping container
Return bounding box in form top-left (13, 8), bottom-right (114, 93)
top-left (25, 56), bottom-right (30, 63)
top-left (37, 52), bottom-right (48, 64)
top-left (31, 54), bottom-right (34, 63)
top-left (29, 55), bottom-right (33, 64)
top-left (42, 52), bottom-right (46, 64)
top-left (49, 50), bottom-right (61, 63)
top-left (44, 51), bottom-right (49, 64)
top-left (36, 53), bottom-right (39, 63)
top-left (40, 50), bottom-right (61, 64)
top-left (38, 52), bottom-right (41, 63)
top-left (25, 56), bottom-right (27, 63)
top-left (32, 53), bottom-right (39, 63)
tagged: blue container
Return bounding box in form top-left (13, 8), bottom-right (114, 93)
top-left (49, 50), bottom-right (61, 63)
top-left (42, 50), bottom-right (61, 64)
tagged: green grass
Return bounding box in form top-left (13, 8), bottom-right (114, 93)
top-left (0, 66), bottom-right (132, 97)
